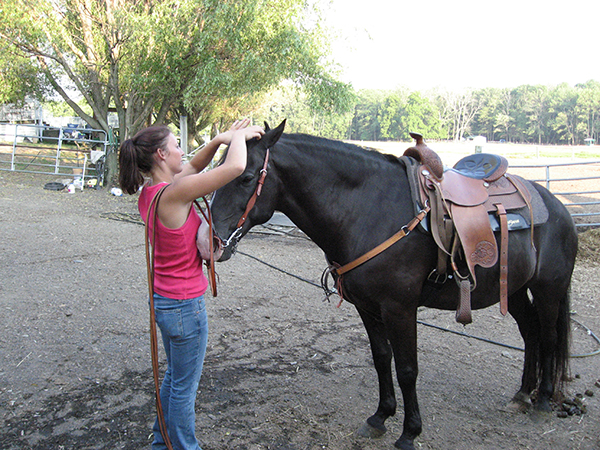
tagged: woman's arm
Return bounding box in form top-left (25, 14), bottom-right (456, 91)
top-left (157, 122), bottom-right (264, 228)
top-left (178, 119), bottom-right (252, 178)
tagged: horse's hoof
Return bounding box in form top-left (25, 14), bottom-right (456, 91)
top-left (530, 408), bottom-right (553, 424)
top-left (502, 399), bottom-right (531, 413)
top-left (394, 436), bottom-right (415, 450)
top-left (534, 397), bottom-right (553, 413)
top-left (356, 421), bottom-right (386, 439)
top-left (512, 391), bottom-right (531, 404)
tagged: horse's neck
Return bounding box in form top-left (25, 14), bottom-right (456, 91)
top-left (274, 145), bottom-right (343, 240)
top-left (275, 138), bottom-right (410, 260)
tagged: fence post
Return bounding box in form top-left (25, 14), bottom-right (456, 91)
top-left (11, 124), bottom-right (17, 171)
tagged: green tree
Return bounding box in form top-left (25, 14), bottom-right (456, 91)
top-left (576, 80), bottom-right (600, 144)
top-left (471, 88), bottom-right (501, 141)
top-left (517, 85), bottom-right (550, 144)
top-left (496, 89), bottom-right (516, 142)
top-left (349, 89), bottom-right (387, 141)
top-left (436, 89), bottom-right (481, 141)
top-left (548, 84), bottom-right (579, 145)
top-left (0, 41), bottom-right (46, 105)
top-left (0, 0), bottom-right (350, 144)
top-left (377, 89), bottom-right (408, 140)
top-left (252, 83), bottom-right (354, 139)
top-left (399, 92), bottom-right (444, 141)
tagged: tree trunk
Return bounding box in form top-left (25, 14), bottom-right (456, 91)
top-left (105, 145), bottom-right (119, 189)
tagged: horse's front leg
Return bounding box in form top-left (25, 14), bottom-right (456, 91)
top-left (383, 303), bottom-right (422, 450)
top-left (354, 305), bottom-right (397, 439)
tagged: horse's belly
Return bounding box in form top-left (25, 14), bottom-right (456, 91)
top-left (419, 278), bottom-right (503, 311)
top-left (419, 254), bottom-right (534, 311)
top-left (419, 279), bottom-right (462, 310)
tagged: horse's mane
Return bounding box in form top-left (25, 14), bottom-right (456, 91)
top-left (216, 132), bottom-right (402, 176)
top-left (284, 133), bottom-right (402, 167)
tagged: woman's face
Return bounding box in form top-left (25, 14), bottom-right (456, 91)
top-left (162, 133), bottom-right (184, 173)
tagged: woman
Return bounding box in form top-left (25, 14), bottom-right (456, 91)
top-left (118, 119), bottom-right (264, 450)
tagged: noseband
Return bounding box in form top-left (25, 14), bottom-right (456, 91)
top-left (222, 148), bottom-right (270, 250)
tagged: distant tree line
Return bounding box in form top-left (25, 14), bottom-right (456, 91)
top-left (259, 80), bottom-right (600, 145)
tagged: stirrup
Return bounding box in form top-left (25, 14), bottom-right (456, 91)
top-left (426, 269), bottom-right (449, 286)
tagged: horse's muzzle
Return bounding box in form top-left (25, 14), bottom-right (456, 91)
top-left (197, 222), bottom-right (224, 262)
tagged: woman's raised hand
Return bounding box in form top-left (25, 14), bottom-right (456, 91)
top-left (239, 125), bottom-right (265, 141)
top-left (226, 119), bottom-right (264, 142)
top-left (220, 118), bottom-right (263, 144)
top-left (229, 118), bottom-right (251, 131)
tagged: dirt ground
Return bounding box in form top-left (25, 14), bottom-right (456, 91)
top-left (1, 171), bottom-right (600, 450)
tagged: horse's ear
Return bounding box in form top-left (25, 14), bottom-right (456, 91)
top-left (274, 119), bottom-right (286, 133)
top-left (264, 121), bottom-right (271, 132)
top-left (262, 119), bottom-right (286, 148)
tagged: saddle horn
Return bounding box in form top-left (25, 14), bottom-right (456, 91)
top-left (409, 132), bottom-right (424, 146)
top-left (404, 132), bottom-right (444, 180)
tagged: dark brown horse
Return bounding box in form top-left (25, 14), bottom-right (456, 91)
top-left (209, 120), bottom-right (578, 450)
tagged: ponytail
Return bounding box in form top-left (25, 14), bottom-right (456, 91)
top-left (118, 125), bottom-right (172, 195)
top-left (118, 139), bottom-right (143, 194)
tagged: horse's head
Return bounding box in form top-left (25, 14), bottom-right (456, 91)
top-left (211, 119), bottom-right (286, 261)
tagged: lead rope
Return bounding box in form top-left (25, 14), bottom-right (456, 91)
top-left (144, 184), bottom-right (174, 450)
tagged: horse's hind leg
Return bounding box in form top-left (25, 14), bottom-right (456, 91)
top-left (525, 186), bottom-right (576, 412)
top-left (509, 279), bottom-right (571, 413)
top-left (355, 306), bottom-right (397, 438)
top-left (528, 281), bottom-right (571, 412)
top-left (507, 287), bottom-right (539, 411)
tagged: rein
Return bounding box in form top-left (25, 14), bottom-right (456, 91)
top-left (144, 184), bottom-right (173, 450)
top-left (219, 145), bottom-right (429, 308)
top-left (223, 148), bottom-right (270, 249)
top-left (322, 204), bottom-right (430, 305)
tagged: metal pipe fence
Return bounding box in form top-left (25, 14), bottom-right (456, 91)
top-left (511, 160), bottom-right (600, 228)
top-left (0, 123), bottom-right (110, 188)
top-left (1, 126), bottom-right (599, 227)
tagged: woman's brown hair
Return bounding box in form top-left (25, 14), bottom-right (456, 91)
top-left (118, 125), bottom-right (171, 194)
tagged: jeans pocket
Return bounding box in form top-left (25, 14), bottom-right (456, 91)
top-left (154, 307), bottom-right (183, 339)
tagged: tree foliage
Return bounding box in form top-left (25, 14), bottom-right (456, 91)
top-left (0, 0), bottom-right (351, 143)
top-left (292, 82), bottom-right (600, 145)
top-left (0, 40), bottom-right (46, 105)
top-left (254, 83), bottom-right (353, 139)
top-left (249, 80), bottom-right (600, 145)
top-left (467, 81), bottom-right (600, 145)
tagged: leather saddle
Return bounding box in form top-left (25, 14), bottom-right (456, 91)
top-left (404, 133), bottom-right (535, 324)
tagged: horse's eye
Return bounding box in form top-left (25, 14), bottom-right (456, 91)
top-left (240, 173), bottom-right (254, 185)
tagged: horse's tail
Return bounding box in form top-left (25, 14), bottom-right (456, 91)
top-left (553, 286), bottom-right (572, 397)
top-left (532, 183), bottom-right (576, 399)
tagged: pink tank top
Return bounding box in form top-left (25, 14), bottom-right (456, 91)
top-left (139, 182), bottom-right (208, 299)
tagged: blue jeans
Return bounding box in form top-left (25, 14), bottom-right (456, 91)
top-left (151, 294), bottom-right (208, 450)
